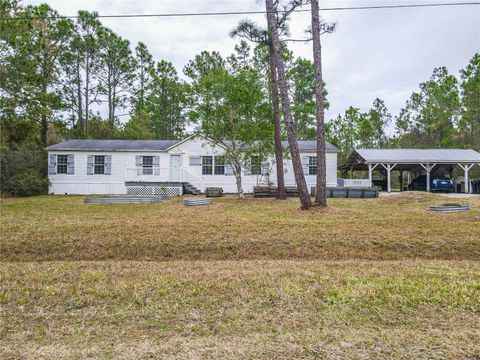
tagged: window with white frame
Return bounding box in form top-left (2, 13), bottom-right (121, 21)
top-left (202, 156), bottom-right (225, 175)
top-left (202, 156), bottom-right (213, 175)
top-left (94, 155), bottom-right (106, 175)
top-left (214, 156), bottom-right (225, 175)
top-left (57, 155), bottom-right (68, 174)
top-left (308, 156), bottom-right (317, 175)
top-left (142, 156), bottom-right (153, 175)
top-left (250, 156), bottom-right (262, 175)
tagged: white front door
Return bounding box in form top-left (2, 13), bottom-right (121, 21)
top-left (170, 155), bottom-right (181, 182)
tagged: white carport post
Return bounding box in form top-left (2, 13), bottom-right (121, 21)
top-left (368, 163), bottom-right (379, 187)
top-left (381, 163), bottom-right (397, 193)
top-left (458, 164), bottom-right (475, 194)
top-left (420, 163), bottom-right (436, 192)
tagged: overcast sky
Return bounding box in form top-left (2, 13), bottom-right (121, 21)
top-left (25, 0), bottom-right (480, 131)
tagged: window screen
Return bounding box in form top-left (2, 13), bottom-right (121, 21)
top-left (250, 156), bottom-right (262, 175)
top-left (142, 156), bottom-right (153, 175)
top-left (202, 156), bottom-right (213, 175)
top-left (94, 155), bottom-right (105, 175)
top-left (57, 155), bottom-right (68, 174)
top-left (214, 156), bottom-right (225, 175)
top-left (308, 156), bottom-right (317, 176)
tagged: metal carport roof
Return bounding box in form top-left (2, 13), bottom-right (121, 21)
top-left (348, 148), bottom-right (480, 165)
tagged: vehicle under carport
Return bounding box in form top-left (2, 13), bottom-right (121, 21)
top-left (340, 149), bottom-right (480, 193)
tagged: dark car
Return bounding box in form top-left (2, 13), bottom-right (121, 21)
top-left (372, 179), bottom-right (387, 191)
top-left (408, 175), bottom-right (454, 192)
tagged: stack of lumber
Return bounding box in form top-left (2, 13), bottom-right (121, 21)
top-left (253, 186), bottom-right (274, 197)
top-left (206, 187), bottom-right (223, 197)
top-left (253, 186), bottom-right (299, 198)
top-left (310, 186), bottom-right (379, 198)
top-left (285, 186), bottom-right (299, 197)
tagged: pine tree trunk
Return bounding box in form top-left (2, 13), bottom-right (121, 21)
top-left (139, 62), bottom-right (145, 111)
top-left (265, 0), bottom-right (312, 210)
top-left (40, 73), bottom-right (48, 147)
top-left (108, 76), bottom-right (115, 128)
top-left (109, 66), bottom-right (116, 129)
top-left (111, 89), bottom-right (116, 129)
top-left (268, 41), bottom-right (286, 200)
top-left (76, 54), bottom-right (83, 132)
top-left (85, 55), bottom-right (90, 138)
top-left (311, 0), bottom-right (327, 207)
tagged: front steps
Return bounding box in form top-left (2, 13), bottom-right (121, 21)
top-left (183, 182), bottom-right (201, 195)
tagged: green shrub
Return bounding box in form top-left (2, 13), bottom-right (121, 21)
top-left (0, 141), bottom-right (48, 197)
top-left (3, 169), bottom-right (48, 196)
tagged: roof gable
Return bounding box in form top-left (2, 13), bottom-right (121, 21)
top-left (294, 141), bottom-right (338, 153)
top-left (164, 134), bottom-right (228, 151)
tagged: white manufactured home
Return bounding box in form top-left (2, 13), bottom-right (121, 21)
top-left (47, 135), bottom-right (338, 195)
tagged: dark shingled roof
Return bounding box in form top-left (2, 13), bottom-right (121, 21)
top-left (47, 139), bottom-right (181, 152)
top-left (47, 139), bottom-right (338, 153)
top-left (294, 140), bottom-right (338, 153)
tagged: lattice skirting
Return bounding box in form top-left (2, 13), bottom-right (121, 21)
top-left (127, 186), bottom-right (182, 197)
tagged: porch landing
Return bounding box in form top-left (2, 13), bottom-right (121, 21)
top-left (125, 181), bottom-right (200, 196)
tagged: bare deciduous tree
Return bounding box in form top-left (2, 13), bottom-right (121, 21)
top-left (230, 20), bottom-right (286, 200)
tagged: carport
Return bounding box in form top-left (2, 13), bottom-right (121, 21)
top-left (342, 149), bottom-right (480, 193)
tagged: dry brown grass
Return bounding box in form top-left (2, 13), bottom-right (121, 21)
top-left (1, 260), bottom-right (479, 359)
top-left (1, 192), bottom-right (479, 261)
top-left (1, 193), bottom-right (479, 358)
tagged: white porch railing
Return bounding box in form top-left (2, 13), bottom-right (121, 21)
top-left (343, 179), bottom-right (371, 187)
top-left (125, 167), bottom-right (166, 179)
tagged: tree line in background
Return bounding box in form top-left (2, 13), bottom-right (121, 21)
top-left (1, 0), bottom-right (479, 198)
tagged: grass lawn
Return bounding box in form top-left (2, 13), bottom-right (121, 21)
top-left (1, 193), bottom-right (479, 359)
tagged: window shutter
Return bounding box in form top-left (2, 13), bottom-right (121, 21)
top-left (244, 158), bottom-right (251, 176)
top-left (261, 161), bottom-right (269, 175)
top-left (135, 155), bottom-right (142, 167)
top-left (87, 155), bottom-right (94, 175)
top-left (189, 156), bottom-right (201, 166)
top-left (67, 154), bottom-right (75, 175)
top-left (153, 156), bottom-right (160, 175)
top-left (301, 156), bottom-right (309, 174)
top-left (105, 155), bottom-right (112, 175)
top-left (224, 164), bottom-right (234, 176)
top-left (48, 154), bottom-right (57, 175)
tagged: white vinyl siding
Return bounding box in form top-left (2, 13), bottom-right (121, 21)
top-left (47, 136), bottom-right (338, 195)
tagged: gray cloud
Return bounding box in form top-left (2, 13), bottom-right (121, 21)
top-left (25, 0), bottom-right (480, 131)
